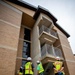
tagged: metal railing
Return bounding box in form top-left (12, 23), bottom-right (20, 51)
top-left (50, 29), bottom-right (57, 37)
top-left (54, 47), bottom-right (63, 58)
top-left (39, 25), bottom-right (57, 37)
top-left (41, 44), bottom-right (53, 56)
top-left (41, 44), bottom-right (63, 58)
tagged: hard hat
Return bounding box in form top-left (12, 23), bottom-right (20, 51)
top-left (56, 56), bottom-right (60, 59)
top-left (20, 66), bottom-right (23, 69)
top-left (37, 61), bottom-right (40, 63)
top-left (56, 56), bottom-right (60, 60)
top-left (27, 57), bottom-right (32, 61)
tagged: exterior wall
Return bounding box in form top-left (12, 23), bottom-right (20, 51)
top-left (74, 55), bottom-right (75, 60)
top-left (54, 26), bottom-right (75, 75)
top-left (74, 55), bottom-right (75, 58)
top-left (15, 26), bottom-right (24, 74)
top-left (0, 1), bottom-right (22, 75)
top-left (17, 26), bottom-right (24, 57)
top-left (4, 1), bottom-right (35, 17)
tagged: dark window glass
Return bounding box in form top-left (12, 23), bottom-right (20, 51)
top-left (22, 60), bottom-right (26, 67)
top-left (22, 41), bottom-right (30, 58)
top-left (23, 42), bottom-right (28, 47)
top-left (24, 28), bottom-right (31, 41)
top-left (22, 51), bottom-right (27, 58)
top-left (23, 47), bottom-right (27, 52)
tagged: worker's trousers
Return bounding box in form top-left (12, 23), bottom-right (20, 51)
top-left (39, 72), bottom-right (44, 75)
top-left (25, 74), bottom-right (33, 75)
top-left (55, 72), bottom-right (63, 75)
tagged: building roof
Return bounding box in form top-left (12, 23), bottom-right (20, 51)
top-left (7, 0), bottom-right (70, 38)
top-left (54, 23), bottom-right (70, 38)
top-left (33, 5), bottom-right (57, 23)
top-left (7, 0), bottom-right (37, 11)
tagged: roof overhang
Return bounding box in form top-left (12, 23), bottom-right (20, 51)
top-left (54, 23), bottom-right (70, 37)
top-left (33, 6), bottom-right (57, 23)
top-left (6, 0), bottom-right (37, 11)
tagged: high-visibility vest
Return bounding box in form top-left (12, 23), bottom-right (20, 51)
top-left (19, 72), bottom-right (23, 75)
top-left (38, 63), bottom-right (44, 73)
top-left (53, 61), bottom-right (64, 73)
top-left (25, 62), bottom-right (33, 74)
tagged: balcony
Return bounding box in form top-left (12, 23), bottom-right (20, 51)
top-left (41, 44), bottom-right (63, 64)
top-left (39, 25), bottom-right (58, 45)
top-left (38, 15), bottom-right (54, 28)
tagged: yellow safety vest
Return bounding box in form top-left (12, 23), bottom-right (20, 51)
top-left (19, 72), bottom-right (23, 75)
top-left (25, 62), bottom-right (33, 74)
top-left (53, 61), bottom-right (63, 73)
top-left (38, 63), bottom-right (44, 73)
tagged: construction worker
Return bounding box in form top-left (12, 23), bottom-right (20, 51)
top-left (18, 66), bottom-right (23, 75)
top-left (53, 56), bottom-right (65, 75)
top-left (36, 60), bottom-right (44, 75)
top-left (24, 57), bottom-right (34, 75)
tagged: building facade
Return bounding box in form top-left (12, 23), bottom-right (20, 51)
top-left (74, 54), bottom-right (75, 59)
top-left (0, 0), bottom-right (75, 75)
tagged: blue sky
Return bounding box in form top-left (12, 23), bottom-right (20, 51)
top-left (23, 0), bottom-right (75, 54)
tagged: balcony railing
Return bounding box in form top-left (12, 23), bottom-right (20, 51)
top-left (41, 44), bottom-right (53, 56)
top-left (41, 44), bottom-right (63, 58)
top-left (39, 25), bottom-right (57, 37)
top-left (54, 47), bottom-right (63, 58)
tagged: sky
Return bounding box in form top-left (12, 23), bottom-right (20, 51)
top-left (22, 0), bottom-right (75, 54)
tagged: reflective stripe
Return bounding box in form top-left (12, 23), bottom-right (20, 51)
top-left (25, 62), bottom-right (33, 74)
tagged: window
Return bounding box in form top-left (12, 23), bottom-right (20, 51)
top-left (24, 28), bottom-right (31, 41)
top-left (22, 41), bottom-right (30, 58)
top-left (22, 28), bottom-right (31, 58)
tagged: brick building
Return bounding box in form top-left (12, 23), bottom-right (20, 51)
top-left (0, 0), bottom-right (75, 75)
top-left (74, 54), bottom-right (75, 59)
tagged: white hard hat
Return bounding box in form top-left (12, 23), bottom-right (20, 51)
top-left (37, 61), bottom-right (40, 63)
top-left (20, 66), bottom-right (23, 69)
top-left (27, 57), bottom-right (32, 61)
top-left (56, 56), bottom-right (60, 59)
top-left (56, 56), bottom-right (60, 60)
